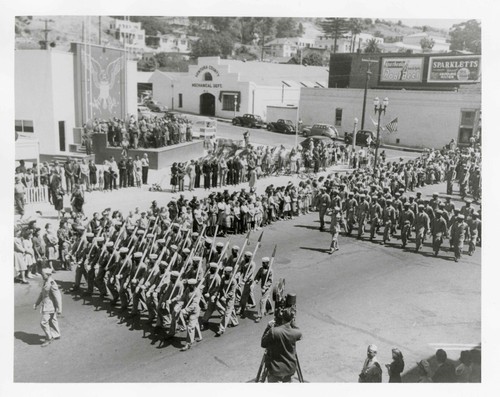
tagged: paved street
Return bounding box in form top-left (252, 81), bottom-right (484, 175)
top-left (14, 138), bottom-right (481, 382)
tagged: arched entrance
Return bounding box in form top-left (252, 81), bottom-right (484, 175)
top-left (200, 93), bottom-right (216, 116)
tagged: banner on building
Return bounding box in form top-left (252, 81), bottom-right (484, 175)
top-left (427, 55), bottom-right (481, 83)
top-left (380, 57), bottom-right (424, 83)
top-left (73, 43), bottom-right (128, 124)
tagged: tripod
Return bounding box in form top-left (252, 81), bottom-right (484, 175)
top-left (255, 351), bottom-right (304, 383)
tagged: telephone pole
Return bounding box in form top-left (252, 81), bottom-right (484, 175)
top-left (360, 59), bottom-right (378, 130)
top-left (40, 18), bottom-right (53, 49)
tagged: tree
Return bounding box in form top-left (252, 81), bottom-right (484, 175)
top-left (155, 53), bottom-right (190, 72)
top-left (349, 18), bottom-right (363, 52)
top-left (276, 17), bottom-right (299, 38)
top-left (449, 19), bottom-right (481, 53)
top-left (190, 32), bottom-right (234, 59)
top-left (298, 22), bottom-right (305, 36)
top-left (320, 18), bottom-right (350, 54)
top-left (364, 38), bottom-right (381, 54)
top-left (137, 57), bottom-right (158, 72)
top-left (420, 37), bottom-right (435, 52)
top-left (303, 52), bottom-right (324, 66)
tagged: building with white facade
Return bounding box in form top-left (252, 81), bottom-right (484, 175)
top-left (108, 18), bottom-right (146, 58)
top-left (145, 33), bottom-right (192, 55)
top-left (15, 46), bottom-right (137, 157)
top-left (148, 56), bottom-right (328, 121)
top-left (314, 33), bottom-right (384, 53)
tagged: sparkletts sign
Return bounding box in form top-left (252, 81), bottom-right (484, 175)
top-left (427, 55), bottom-right (481, 83)
top-left (380, 57), bottom-right (424, 82)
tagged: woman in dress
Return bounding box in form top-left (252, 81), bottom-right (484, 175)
top-left (14, 230), bottom-right (28, 284)
top-left (386, 348), bottom-right (405, 383)
top-left (170, 163), bottom-right (178, 192)
top-left (89, 159), bottom-right (97, 191)
top-left (22, 229), bottom-right (36, 278)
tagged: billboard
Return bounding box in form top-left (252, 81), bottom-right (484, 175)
top-left (380, 57), bottom-right (424, 83)
top-left (427, 55), bottom-right (481, 83)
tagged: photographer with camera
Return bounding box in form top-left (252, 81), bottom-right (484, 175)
top-left (260, 306), bottom-right (302, 383)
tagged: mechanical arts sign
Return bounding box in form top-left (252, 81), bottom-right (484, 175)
top-left (380, 57), bottom-right (424, 83)
top-left (427, 55), bottom-right (481, 83)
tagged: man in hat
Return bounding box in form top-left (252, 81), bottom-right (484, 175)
top-left (179, 279), bottom-right (202, 351)
top-left (317, 188), bottom-right (331, 232)
top-left (450, 214), bottom-right (469, 262)
top-left (467, 211), bottom-right (481, 256)
top-left (237, 251), bottom-right (256, 318)
top-left (261, 307), bottom-right (302, 383)
top-left (156, 271), bottom-right (184, 339)
top-left (344, 191), bottom-right (358, 236)
top-left (359, 344), bottom-right (382, 382)
top-left (202, 262), bottom-right (221, 310)
top-left (431, 210), bottom-right (449, 256)
top-left (215, 266), bottom-right (239, 337)
top-left (34, 268), bottom-right (62, 347)
top-left (328, 207), bottom-right (343, 254)
top-left (382, 199), bottom-right (397, 245)
top-left (95, 240), bottom-right (115, 300)
top-left (253, 257), bottom-right (274, 323)
top-left (414, 204), bottom-right (430, 252)
top-left (70, 233), bottom-right (95, 292)
top-left (368, 196), bottom-right (383, 241)
top-left (356, 194), bottom-right (370, 239)
top-left (401, 202), bottom-right (415, 248)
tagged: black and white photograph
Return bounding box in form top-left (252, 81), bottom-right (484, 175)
top-left (2, 0), bottom-right (498, 394)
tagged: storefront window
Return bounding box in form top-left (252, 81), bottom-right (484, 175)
top-left (222, 94), bottom-right (237, 111)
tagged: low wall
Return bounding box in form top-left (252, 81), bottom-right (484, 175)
top-left (92, 134), bottom-right (205, 170)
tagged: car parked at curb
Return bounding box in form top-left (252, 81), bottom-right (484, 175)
top-left (302, 123), bottom-right (339, 139)
top-left (232, 114), bottom-right (266, 128)
top-left (266, 119), bottom-right (296, 134)
top-left (344, 130), bottom-right (378, 147)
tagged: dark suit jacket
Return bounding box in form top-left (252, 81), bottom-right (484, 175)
top-left (261, 323), bottom-right (302, 377)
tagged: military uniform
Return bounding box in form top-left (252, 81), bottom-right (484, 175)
top-left (34, 269), bottom-right (62, 346)
top-left (414, 205), bottom-right (430, 251)
top-left (254, 258), bottom-right (274, 322)
top-left (317, 190), bottom-right (331, 231)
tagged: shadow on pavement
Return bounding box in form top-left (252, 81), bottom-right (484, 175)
top-left (294, 224), bottom-right (320, 231)
top-left (299, 246), bottom-right (331, 254)
top-left (14, 331), bottom-right (44, 346)
top-left (401, 344), bottom-right (481, 383)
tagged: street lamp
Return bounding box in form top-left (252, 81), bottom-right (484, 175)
top-left (233, 94), bottom-right (238, 118)
top-left (372, 96), bottom-right (388, 173)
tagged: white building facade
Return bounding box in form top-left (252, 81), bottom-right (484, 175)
top-left (148, 57), bottom-right (328, 121)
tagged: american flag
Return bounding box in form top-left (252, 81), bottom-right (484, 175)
top-left (385, 117), bottom-right (398, 133)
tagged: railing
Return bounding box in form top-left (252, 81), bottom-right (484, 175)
top-left (24, 186), bottom-right (49, 204)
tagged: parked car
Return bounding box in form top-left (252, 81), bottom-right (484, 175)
top-left (266, 119), bottom-right (296, 134)
top-left (137, 106), bottom-right (153, 118)
top-left (302, 123), bottom-right (339, 139)
top-left (145, 100), bottom-right (168, 113)
top-left (232, 114), bottom-right (266, 128)
top-left (344, 130), bottom-right (378, 147)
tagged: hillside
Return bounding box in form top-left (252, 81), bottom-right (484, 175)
top-left (15, 16), bottom-right (122, 51)
top-left (15, 16), bottom-right (450, 52)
